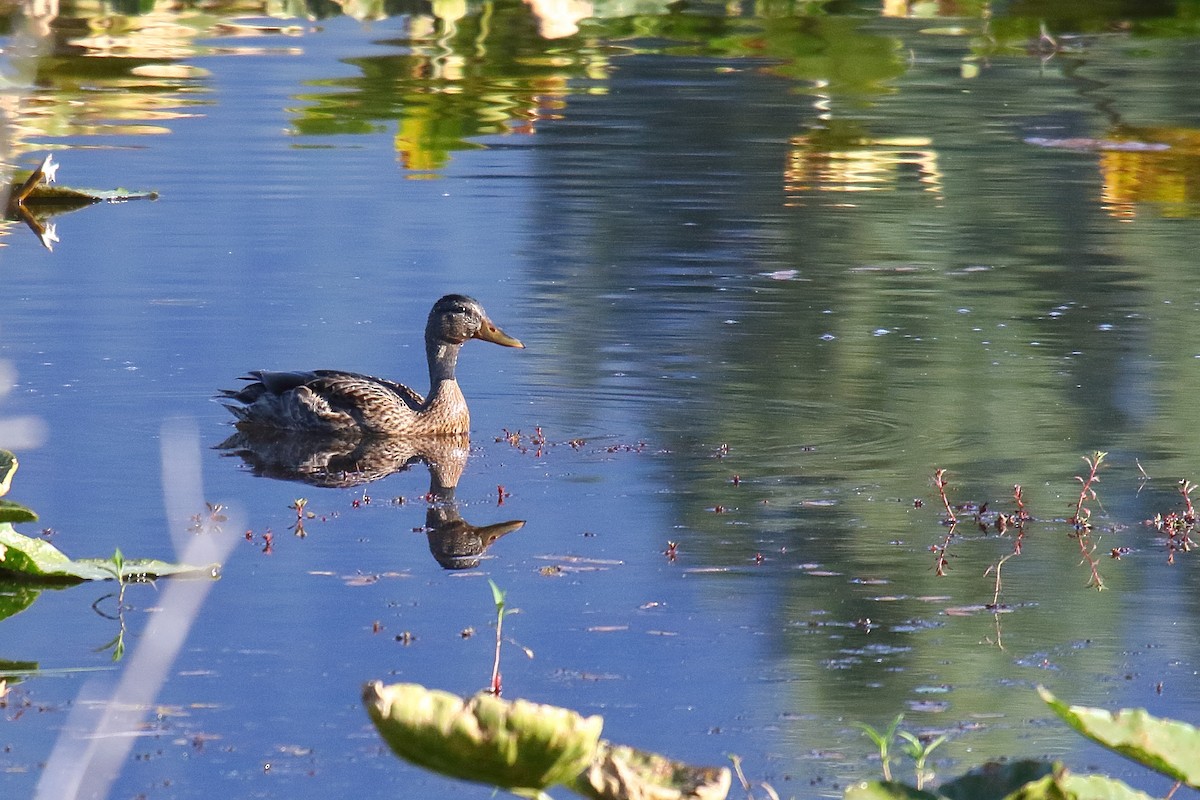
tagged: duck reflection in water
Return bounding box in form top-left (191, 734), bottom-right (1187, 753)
top-left (216, 431), bottom-right (525, 569)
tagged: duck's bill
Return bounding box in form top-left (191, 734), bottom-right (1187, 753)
top-left (476, 322), bottom-right (524, 349)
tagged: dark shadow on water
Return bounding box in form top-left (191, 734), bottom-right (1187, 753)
top-left (215, 431), bottom-right (524, 569)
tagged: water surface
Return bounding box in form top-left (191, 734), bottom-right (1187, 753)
top-left (3, 2), bottom-right (1200, 798)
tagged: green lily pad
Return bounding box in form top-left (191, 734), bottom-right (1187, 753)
top-left (0, 500), bottom-right (37, 524)
top-left (844, 782), bottom-right (941, 800)
top-left (1053, 774), bottom-right (1157, 800)
top-left (0, 451), bottom-right (16, 498)
top-left (364, 681), bottom-right (603, 794)
top-left (938, 760), bottom-right (1057, 800)
top-left (366, 682), bottom-right (732, 800)
top-left (1039, 686), bottom-right (1200, 787)
top-left (845, 762), bottom-right (1058, 800)
top-left (0, 581), bottom-right (42, 622)
top-left (17, 183), bottom-right (158, 207)
top-left (844, 764), bottom-right (1155, 800)
top-left (0, 523), bottom-right (219, 584)
top-left (0, 659), bottom-right (39, 687)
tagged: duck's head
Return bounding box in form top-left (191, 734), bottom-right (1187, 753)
top-left (427, 294), bottom-right (524, 349)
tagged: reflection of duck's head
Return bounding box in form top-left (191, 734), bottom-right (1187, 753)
top-left (424, 487), bottom-right (525, 570)
top-left (219, 294), bottom-right (523, 436)
top-left (218, 430), bottom-right (526, 569)
top-left (216, 432), bottom-right (469, 490)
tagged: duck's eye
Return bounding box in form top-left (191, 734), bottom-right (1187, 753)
top-left (452, 304), bottom-right (469, 315)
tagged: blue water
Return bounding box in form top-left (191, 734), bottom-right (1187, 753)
top-left (3, 6), bottom-right (1200, 799)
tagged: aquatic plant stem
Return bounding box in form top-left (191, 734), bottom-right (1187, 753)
top-left (1013, 484), bottom-right (1029, 522)
top-left (1071, 530), bottom-right (1105, 590)
top-left (988, 552), bottom-right (1014, 608)
top-left (1179, 480), bottom-right (1196, 523)
top-left (488, 580), bottom-right (507, 696)
top-left (1067, 452), bottom-right (1107, 589)
top-left (855, 715), bottom-right (903, 782)
top-left (931, 526), bottom-right (955, 576)
top-left (933, 468), bottom-right (956, 524)
top-left (1070, 451), bottom-right (1106, 528)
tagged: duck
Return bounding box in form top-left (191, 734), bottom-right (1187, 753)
top-left (219, 294), bottom-right (523, 436)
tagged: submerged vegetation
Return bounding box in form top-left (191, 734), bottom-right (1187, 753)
top-left (924, 451), bottom-right (1200, 610)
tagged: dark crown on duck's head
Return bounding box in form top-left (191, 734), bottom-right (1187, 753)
top-left (427, 294), bottom-right (525, 349)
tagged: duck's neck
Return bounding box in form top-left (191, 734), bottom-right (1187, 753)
top-left (426, 338), bottom-right (463, 392)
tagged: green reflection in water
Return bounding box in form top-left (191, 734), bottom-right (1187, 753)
top-left (288, 0), bottom-right (611, 170)
top-left (6, 0), bottom-right (1200, 787)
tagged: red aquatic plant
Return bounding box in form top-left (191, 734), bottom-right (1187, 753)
top-left (1070, 452), bottom-right (1106, 528)
top-left (932, 468), bottom-right (956, 525)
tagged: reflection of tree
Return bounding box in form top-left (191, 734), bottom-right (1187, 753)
top-left (288, 0), bottom-right (609, 170)
top-left (0, 0), bottom-right (614, 170)
top-left (1095, 126), bottom-right (1200, 218)
top-left (516, 10), bottom-right (1200, 762)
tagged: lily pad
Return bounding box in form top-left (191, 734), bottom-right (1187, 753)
top-left (365, 681), bottom-right (732, 800)
top-left (0, 451), bottom-right (16, 498)
top-left (6, 155), bottom-right (158, 252)
top-left (8, 155), bottom-right (157, 209)
top-left (1039, 686), bottom-right (1200, 787)
top-left (1052, 774), bottom-right (1157, 800)
top-left (16, 183), bottom-right (158, 208)
top-left (0, 581), bottom-right (42, 621)
top-left (0, 659), bottom-right (38, 676)
top-left (845, 763), bottom-right (1155, 800)
top-left (938, 760), bottom-right (1057, 800)
top-left (0, 523), bottom-right (219, 584)
top-left (364, 681), bottom-right (603, 794)
top-left (844, 782), bottom-right (940, 800)
top-left (0, 453), bottom-right (38, 524)
top-left (0, 500), bottom-right (37, 524)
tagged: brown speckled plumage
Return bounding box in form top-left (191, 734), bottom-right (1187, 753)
top-left (219, 295), bottom-right (523, 436)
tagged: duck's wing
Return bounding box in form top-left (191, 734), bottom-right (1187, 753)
top-left (304, 371), bottom-right (424, 410)
top-left (220, 370), bottom-right (426, 434)
top-left (218, 370), bottom-right (325, 404)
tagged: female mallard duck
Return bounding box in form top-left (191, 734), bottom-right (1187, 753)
top-left (219, 294), bottom-right (523, 436)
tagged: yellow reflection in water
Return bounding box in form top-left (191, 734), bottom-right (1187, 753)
top-left (786, 131), bottom-right (943, 207)
top-left (1097, 128), bottom-right (1200, 220)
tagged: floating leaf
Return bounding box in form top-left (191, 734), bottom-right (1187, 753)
top-left (365, 682), bottom-right (730, 800)
top-left (1054, 773), bottom-right (1157, 800)
top-left (0, 523), bottom-right (219, 584)
top-left (0, 582), bottom-right (42, 621)
top-left (937, 760), bottom-right (1056, 800)
top-left (0, 450), bottom-right (16, 498)
top-left (0, 500), bottom-right (37, 524)
top-left (844, 781), bottom-right (939, 800)
top-left (846, 763), bottom-right (1154, 800)
top-left (1039, 686), bottom-right (1200, 787)
top-left (0, 659), bottom-right (38, 677)
top-left (7, 156), bottom-right (158, 251)
top-left (571, 740), bottom-right (731, 800)
top-left (18, 184), bottom-right (158, 207)
top-left (8, 155), bottom-right (157, 210)
top-left (365, 681), bottom-right (602, 794)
